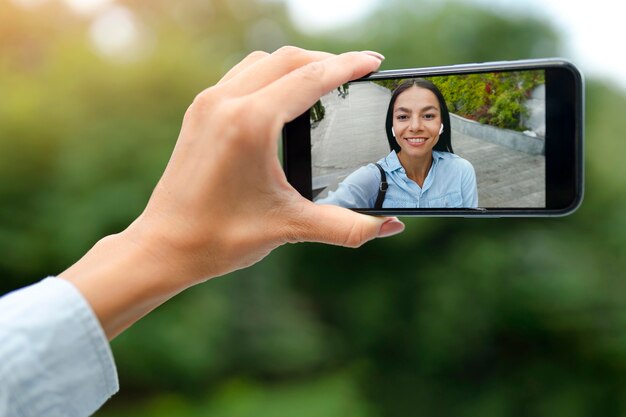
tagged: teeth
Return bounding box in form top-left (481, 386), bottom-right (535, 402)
top-left (406, 138), bottom-right (426, 143)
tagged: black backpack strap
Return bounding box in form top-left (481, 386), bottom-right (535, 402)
top-left (374, 163), bottom-right (388, 209)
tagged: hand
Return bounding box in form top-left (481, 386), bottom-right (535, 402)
top-left (60, 47), bottom-right (405, 339)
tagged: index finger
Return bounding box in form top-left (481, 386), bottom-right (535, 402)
top-left (252, 51), bottom-right (384, 124)
top-left (220, 47), bottom-right (336, 98)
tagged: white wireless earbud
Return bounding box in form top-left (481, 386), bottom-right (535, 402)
top-left (439, 124), bottom-right (444, 135)
top-left (391, 127), bottom-right (396, 137)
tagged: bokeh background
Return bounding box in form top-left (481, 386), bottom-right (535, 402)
top-left (2, 0), bottom-right (626, 416)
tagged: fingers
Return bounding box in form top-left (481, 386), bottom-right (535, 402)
top-left (254, 51), bottom-right (384, 124)
top-left (221, 46), bottom-right (336, 97)
top-left (217, 50), bottom-right (270, 85)
top-left (286, 203), bottom-right (404, 247)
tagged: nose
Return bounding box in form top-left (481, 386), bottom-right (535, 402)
top-left (409, 115), bottom-right (422, 132)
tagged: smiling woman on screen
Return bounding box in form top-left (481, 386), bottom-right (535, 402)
top-left (316, 78), bottom-right (478, 209)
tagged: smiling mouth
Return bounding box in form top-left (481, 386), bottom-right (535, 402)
top-left (405, 137), bottom-right (427, 144)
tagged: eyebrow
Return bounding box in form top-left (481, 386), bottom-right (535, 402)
top-left (394, 105), bottom-right (439, 113)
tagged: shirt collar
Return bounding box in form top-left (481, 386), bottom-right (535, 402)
top-left (380, 150), bottom-right (448, 173)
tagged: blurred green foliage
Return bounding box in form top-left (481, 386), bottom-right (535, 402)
top-left (2, 0), bottom-right (626, 417)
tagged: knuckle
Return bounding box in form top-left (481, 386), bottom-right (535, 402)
top-left (191, 88), bottom-right (219, 112)
top-left (213, 98), bottom-right (243, 124)
top-left (214, 98), bottom-right (271, 140)
top-left (341, 221), bottom-right (368, 248)
top-left (190, 84), bottom-right (232, 116)
top-left (182, 103), bottom-right (194, 123)
top-left (281, 224), bottom-right (303, 244)
top-left (297, 61), bottom-right (325, 84)
top-left (247, 50), bottom-right (270, 60)
top-left (210, 100), bottom-right (245, 142)
top-left (273, 45), bottom-right (305, 59)
top-left (292, 61), bottom-right (326, 99)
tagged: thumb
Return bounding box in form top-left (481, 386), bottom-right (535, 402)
top-left (288, 203), bottom-right (405, 247)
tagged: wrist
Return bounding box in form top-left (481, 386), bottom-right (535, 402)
top-left (58, 230), bottom-right (187, 339)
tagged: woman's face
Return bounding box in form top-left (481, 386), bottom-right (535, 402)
top-left (392, 85), bottom-right (442, 159)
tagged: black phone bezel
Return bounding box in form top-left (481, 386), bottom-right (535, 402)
top-left (282, 58), bottom-right (584, 217)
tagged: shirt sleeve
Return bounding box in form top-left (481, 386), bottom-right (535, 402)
top-left (0, 277), bottom-right (119, 417)
top-left (315, 165), bottom-right (380, 209)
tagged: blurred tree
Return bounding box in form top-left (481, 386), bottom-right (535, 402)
top-left (295, 0), bottom-right (561, 68)
top-left (0, 0), bottom-right (296, 288)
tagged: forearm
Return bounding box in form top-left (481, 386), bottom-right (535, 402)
top-left (58, 229), bottom-right (188, 340)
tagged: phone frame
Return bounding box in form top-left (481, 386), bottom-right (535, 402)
top-left (282, 58), bottom-right (584, 217)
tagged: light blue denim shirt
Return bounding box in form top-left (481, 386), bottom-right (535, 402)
top-left (316, 150), bottom-right (478, 209)
top-left (0, 278), bottom-right (118, 417)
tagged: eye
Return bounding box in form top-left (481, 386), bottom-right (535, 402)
top-left (424, 114), bottom-right (436, 120)
top-left (396, 115), bottom-right (408, 121)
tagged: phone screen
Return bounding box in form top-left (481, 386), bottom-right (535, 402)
top-left (282, 60), bottom-right (583, 216)
top-left (312, 71), bottom-right (546, 209)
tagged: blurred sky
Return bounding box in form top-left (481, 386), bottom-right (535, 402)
top-left (284, 0), bottom-right (626, 90)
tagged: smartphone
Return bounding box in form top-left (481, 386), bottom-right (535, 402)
top-left (282, 58), bottom-right (584, 217)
